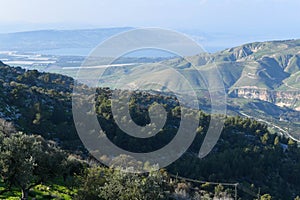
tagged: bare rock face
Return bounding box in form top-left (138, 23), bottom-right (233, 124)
top-left (230, 88), bottom-right (300, 110)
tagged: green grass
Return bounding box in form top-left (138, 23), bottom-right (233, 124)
top-left (0, 179), bottom-right (77, 200)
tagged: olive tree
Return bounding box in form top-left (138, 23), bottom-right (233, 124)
top-left (76, 167), bottom-right (170, 200)
top-left (0, 132), bottom-right (66, 200)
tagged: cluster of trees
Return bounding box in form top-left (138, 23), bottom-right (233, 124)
top-left (167, 115), bottom-right (300, 199)
top-left (1, 65), bottom-right (300, 199)
top-left (0, 65), bottom-right (81, 151)
top-left (0, 119), bottom-right (83, 199)
top-left (76, 167), bottom-right (170, 200)
top-left (0, 132), bottom-right (64, 199)
top-left (92, 90), bottom-right (300, 199)
top-left (0, 119), bottom-right (239, 199)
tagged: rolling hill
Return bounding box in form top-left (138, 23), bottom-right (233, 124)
top-left (1, 37), bottom-right (300, 140)
top-left (84, 39), bottom-right (300, 111)
top-left (68, 39), bottom-right (299, 140)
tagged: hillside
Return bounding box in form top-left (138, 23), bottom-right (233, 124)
top-left (71, 39), bottom-right (300, 141)
top-left (0, 60), bottom-right (80, 150)
top-left (88, 39), bottom-right (300, 109)
top-left (0, 62), bottom-right (300, 199)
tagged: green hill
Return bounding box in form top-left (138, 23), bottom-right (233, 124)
top-left (0, 61), bottom-right (300, 199)
top-left (62, 39), bottom-right (300, 141)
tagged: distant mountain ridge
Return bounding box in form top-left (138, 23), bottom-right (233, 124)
top-left (1, 34), bottom-right (299, 130)
top-left (206, 39), bottom-right (300, 110)
top-left (0, 27), bottom-right (133, 53)
top-left (90, 39), bottom-right (300, 111)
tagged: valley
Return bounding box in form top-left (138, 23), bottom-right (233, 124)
top-left (1, 37), bottom-right (300, 144)
top-left (0, 60), bottom-right (300, 199)
top-left (1, 0), bottom-right (300, 199)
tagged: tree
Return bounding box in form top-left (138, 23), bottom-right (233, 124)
top-left (274, 136), bottom-right (280, 146)
top-left (261, 194), bottom-right (272, 200)
top-left (75, 167), bottom-right (106, 200)
top-left (214, 184), bottom-right (224, 198)
top-left (0, 132), bottom-right (66, 200)
top-left (0, 118), bottom-right (15, 135)
top-left (261, 133), bottom-right (269, 144)
top-left (75, 167), bottom-right (169, 200)
top-left (288, 138), bottom-right (296, 147)
top-left (62, 154), bottom-right (86, 182)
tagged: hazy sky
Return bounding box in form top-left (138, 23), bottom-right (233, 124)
top-left (0, 0), bottom-right (300, 50)
top-left (0, 0), bottom-right (299, 33)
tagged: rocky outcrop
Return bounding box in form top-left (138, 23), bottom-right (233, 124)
top-left (230, 88), bottom-right (300, 110)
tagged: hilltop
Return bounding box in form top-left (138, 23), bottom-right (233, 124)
top-left (81, 38), bottom-right (300, 130)
top-left (0, 27), bottom-right (133, 55)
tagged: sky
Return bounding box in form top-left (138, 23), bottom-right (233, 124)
top-left (0, 0), bottom-right (300, 50)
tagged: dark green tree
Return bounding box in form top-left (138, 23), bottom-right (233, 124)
top-left (76, 167), bottom-right (169, 200)
top-left (0, 132), bottom-right (66, 200)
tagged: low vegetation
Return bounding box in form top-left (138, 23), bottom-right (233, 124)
top-left (0, 62), bottom-right (299, 199)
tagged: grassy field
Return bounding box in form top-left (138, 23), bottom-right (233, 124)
top-left (0, 179), bottom-right (77, 200)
